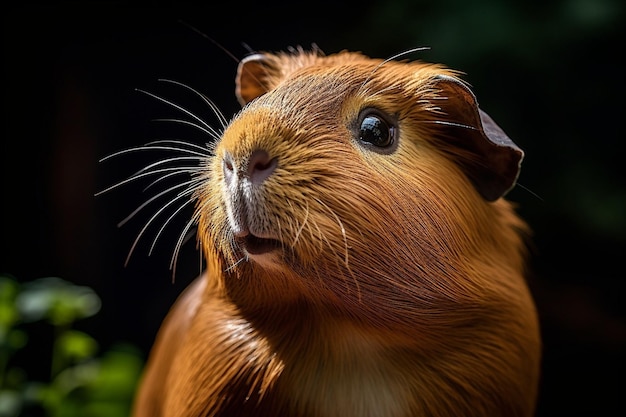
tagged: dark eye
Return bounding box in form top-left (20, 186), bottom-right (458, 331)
top-left (357, 110), bottom-right (396, 150)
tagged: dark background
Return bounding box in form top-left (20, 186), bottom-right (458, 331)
top-left (3, 1), bottom-right (624, 416)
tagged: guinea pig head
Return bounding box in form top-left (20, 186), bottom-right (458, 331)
top-left (194, 50), bottom-right (527, 319)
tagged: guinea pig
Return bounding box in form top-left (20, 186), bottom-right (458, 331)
top-left (129, 46), bottom-right (541, 417)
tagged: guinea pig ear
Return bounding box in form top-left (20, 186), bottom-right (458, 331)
top-left (433, 75), bottom-right (524, 201)
top-left (235, 53), bottom-right (280, 106)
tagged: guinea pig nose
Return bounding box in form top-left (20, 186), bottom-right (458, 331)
top-left (222, 152), bottom-right (235, 187)
top-left (246, 150), bottom-right (277, 185)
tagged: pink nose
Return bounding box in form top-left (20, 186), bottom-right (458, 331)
top-left (246, 150), bottom-right (277, 184)
top-left (223, 149), bottom-right (278, 187)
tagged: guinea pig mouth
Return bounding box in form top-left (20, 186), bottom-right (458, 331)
top-left (237, 234), bottom-right (282, 255)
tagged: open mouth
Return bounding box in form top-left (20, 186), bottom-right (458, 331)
top-left (238, 234), bottom-right (282, 255)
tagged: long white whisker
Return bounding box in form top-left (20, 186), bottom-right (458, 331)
top-left (96, 75), bottom-right (225, 280)
top-left (170, 213), bottom-right (201, 275)
top-left (143, 168), bottom-right (199, 192)
top-left (118, 179), bottom-right (197, 228)
top-left (314, 197), bottom-right (361, 300)
top-left (150, 196), bottom-right (197, 256)
top-left (426, 120), bottom-right (478, 130)
top-left (224, 255), bottom-right (247, 273)
top-left (135, 88), bottom-right (215, 133)
top-left (134, 155), bottom-right (203, 173)
top-left (516, 183), bottom-right (544, 201)
top-left (201, 94), bottom-right (228, 129)
top-left (158, 79), bottom-right (229, 129)
top-left (124, 190), bottom-right (195, 266)
top-left (292, 201), bottom-right (310, 248)
top-left (380, 47), bottom-right (431, 65)
top-left (152, 118), bottom-right (220, 140)
top-left (144, 139), bottom-right (212, 154)
top-left (96, 166), bottom-right (199, 196)
top-left (360, 47), bottom-right (430, 89)
top-left (99, 145), bottom-right (207, 163)
top-left (178, 20), bottom-right (242, 66)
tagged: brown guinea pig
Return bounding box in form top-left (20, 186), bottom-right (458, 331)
top-left (130, 47), bottom-right (541, 417)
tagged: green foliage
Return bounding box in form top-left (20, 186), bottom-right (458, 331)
top-left (0, 275), bottom-right (143, 417)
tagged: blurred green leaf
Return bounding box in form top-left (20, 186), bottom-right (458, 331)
top-left (0, 277), bottom-right (19, 338)
top-left (85, 345), bottom-right (143, 400)
top-left (3, 367), bottom-right (26, 391)
top-left (2, 329), bottom-right (27, 351)
top-left (0, 277), bottom-right (18, 302)
top-left (56, 331), bottom-right (98, 363)
top-left (45, 346), bottom-right (142, 417)
top-left (0, 275), bottom-right (143, 417)
top-left (0, 389), bottom-right (22, 417)
top-left (53, 360), bottom-right (100, 396)
top-left (16, 278), bottom-right (101, 326)
top-left (81, 403), bottom-right (130, 417)
top-left (0, 310), bottom-right (18, 345)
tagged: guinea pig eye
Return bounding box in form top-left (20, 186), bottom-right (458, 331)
top-left (356, 109), bottom-right (397, 152)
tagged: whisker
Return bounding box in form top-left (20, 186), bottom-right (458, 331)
top-left (99, 145), bottom-right (207, 163)
top-left (360, 47), bottom-right (430, 90)
top-left (177, 20), bottom-right (242, 66)
top-left (96, 166), bottom-right (199, 196)
top-left (118, 178), bottom-right (198, 228)
top-left (291, 201), bottom-right (310, 248)
top-left (381, 47), bottom-right (431, 63)
top-left (171, 214), bottom-right (200, 281)
top-left (144, 139), bottom-right (212, 154)
top-left (308, 216), bottom-right (325, 254)
top-left (426, 120), bottom-right (478, 130)
top-left (117, 157), bottom-right (203, 192)
top-left (131, 155), bottom-right (204, 178)
top-left (124, 190), bottom-right (196, 267)
top-left (143, 168), bottom-right (199, 192)
top-left (516, 183), bottom-right (544, 201)
top-left (224, 255), bottom-right (247, 273)
top-left (152, 118), bottom-right (220, 140)
top-left (95, 62), bottom-right (232, 279)
top-left (150, 195), bottom-right (197, 256)
top-left (197, 239), bottom-right (204, 277)
top-left (135, 88), bottom-right (215, 134)
top-left (157, 79), bottom-right (229, 129)
top-left (315, 198), bottom-right (361, 300)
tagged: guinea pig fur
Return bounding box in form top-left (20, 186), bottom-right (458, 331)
top-left (131, 48), bottom-right (541, 417)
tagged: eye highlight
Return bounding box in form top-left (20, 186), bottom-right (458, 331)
top-left (356, 108), bottom-right (398, 153)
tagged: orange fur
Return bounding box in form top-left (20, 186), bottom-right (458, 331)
top-left (132, 49), bottom-right (541, 417)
